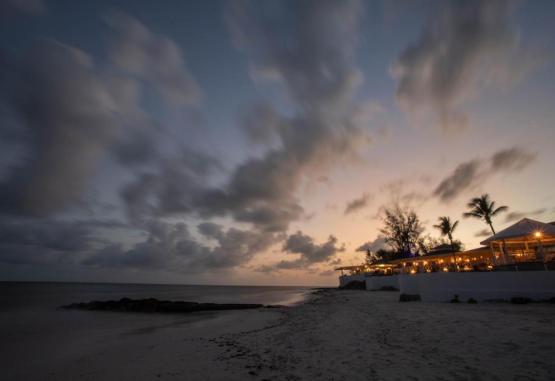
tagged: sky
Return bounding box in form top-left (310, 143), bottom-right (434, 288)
top-left (1, 0), bottom-right (555, 286)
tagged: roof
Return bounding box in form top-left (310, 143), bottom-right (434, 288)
top-left (462, 246), bottom-right (491, 255)
top-left (334, 265), bottom-right (365, 271)
top-left (389, 246), bottom-right (491, 264)
top-left (480, 218), bottom-right (555, 245)
top-left (428, 243), bottom-right (457, 255)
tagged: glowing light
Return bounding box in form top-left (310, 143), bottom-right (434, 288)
top-left (534, 231), bottom-right (542, 238)
top-left (410, 269), bottom-right (416, 274)
top-left (443, 267), bottom-right (449, 272)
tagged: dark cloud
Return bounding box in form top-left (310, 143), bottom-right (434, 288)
top-left (0, 14), bottom-right (225, 273)
top-left (117, 0), bottom-right (369, 235)
top-left (433, 160), bottom-right (483, 203)
top-left (121, 149), bottom-right (221, 223)
top-left (491, 147), bottom-right (536, 172)
top-left (1, 3), bottom-right (369, 274)
top-left (356, 235), bottom-right (388, 252)
top-left (474, 228), bottom-right (492, 238)
top-left (0, 0), bottom-right (44, 15)
top-left (504, 208), bottom-right (546, 223)
top-left (258, 231), bottom-right (344, 272)
top-left (0, 40), bottom-right (118, 216)
top-left (393, 0), bottom-right (536, 131)
top-left (0, 217), bottom-right (119, 265)
top-left (0, 13), bottom-right (203, 218)
top-left (344, 193), bottom-right (372, 215)
top-left (106, 12), bottom-right (201, 106)
top-left (191, 0), bottom-right (369, 233)
top-left (434, 147), bottom-right (536, 202)
top-left (85, 221), bottom-right (278, 272)
top-left (377, 178), bottom-right (429, 209)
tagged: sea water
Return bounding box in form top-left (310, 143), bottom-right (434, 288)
top-left (0, 281), bottom-right (313, 377)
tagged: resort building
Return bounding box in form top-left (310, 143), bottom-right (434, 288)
top-left (480, 218), bottom-right (555, 267)
top-left (391, 246), bottom-right (492, 273)
top-left (336, 218), bottom-right (555, 301)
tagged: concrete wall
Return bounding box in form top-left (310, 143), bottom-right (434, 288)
top-left (365, 275), bottom-right (400, 291)
top-left (398, 274), bottom-right (420, 296)
top-left (399, 272), bottom-right (555, 302)
top-left (339, 274), bottom-right (367, 288)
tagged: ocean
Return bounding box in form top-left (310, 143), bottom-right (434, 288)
top-left (0, 281), bottom-right (314, 312)
top-left (0, 281), bottom-right (315, 379)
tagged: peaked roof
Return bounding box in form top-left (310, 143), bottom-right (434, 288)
top-left (480, 218), bottom-right (555, 245)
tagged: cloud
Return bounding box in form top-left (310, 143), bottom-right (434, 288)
top-left (344, 193), bottom-right (372, 215)
top-left (105, 12), bottom-right (201, 105)
top-left (474, 228), bottom-right (492, 238)
top-left (0, 13), bottom-right (204, 218)
top-left (356, 235), bottom-right (388, 252)
top-left (259, 231), bottom-right (344, 272)
top-left (120, 149), bottom-right (221, 223)
top-left (491, 147), bottom-right (536, 172)
top-left (0, 0), bottom-right (44, 15)
top-left (187, 0), bottom-right (369, 233)
top-left (433, 160), bottom-right (483, 203)
top-left (377, 178), bottom-right (429, 209)
top-left (84, 220), bottom-right (278, 272)
top-left (0, 217), bottom-right (119, 265)
top-left (434, 147), bottom-right (536, 202)
top-left (392, 0), bottom-right (539, 131)
top-left (0, 3), bottom-right (370, 274)
top-left (118, 0), bottom-right (370, 235)
top-left (0, 40), bottom-right (118, 216)
top-left (504, 208), bottom-right (546, 223)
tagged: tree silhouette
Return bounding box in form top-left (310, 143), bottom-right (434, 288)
top-left (463, 194), bottom-right (508, 235)
top-left (379, 205), bottom-right (423, 256)
top-left (433, 216), bottom-right (459, 251)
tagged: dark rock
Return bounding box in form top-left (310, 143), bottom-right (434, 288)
top-left (467, 298), bottom-right (478, 304)
top-left (379, 286), bottom-right (399, 291)
top-left (339, 281), bottom-right (366, 290)
top-left (450, 294), bottom-right (460, 303)
top-left (61, 298), bottom-right (264, 314)
top-left (510, 297), bottom-right (532, 305)
top-left (399, 294), bottom-right (421, 302)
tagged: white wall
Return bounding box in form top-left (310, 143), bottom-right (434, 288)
top-left (339, 274), bottom-right (367, 288)
top-left (365, 275), bottom-right (399, 290)
top-left (399, 272), bottom-right (555, 302)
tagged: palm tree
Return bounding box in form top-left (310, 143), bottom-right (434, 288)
top-left (434, 216), bottom-right (460, 271)
top-left (463, 194), bottom-right (508, 235)
top-left (433, 216), bottom-right (459, 251)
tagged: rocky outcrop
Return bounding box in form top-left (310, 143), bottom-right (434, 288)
top-left (61, 298), bottom-right (268, 313)
top-left (399, 293), bottom-right (421, 302)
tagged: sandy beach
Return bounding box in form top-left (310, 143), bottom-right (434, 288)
top-left (3, 289), bottom-right (555, 381)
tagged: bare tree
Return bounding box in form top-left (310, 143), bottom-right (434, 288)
top-left (379, 205), bottom-right (423, 256)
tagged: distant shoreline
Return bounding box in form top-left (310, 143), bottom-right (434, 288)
top-left (0, 279), bottom-right (332, 288)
